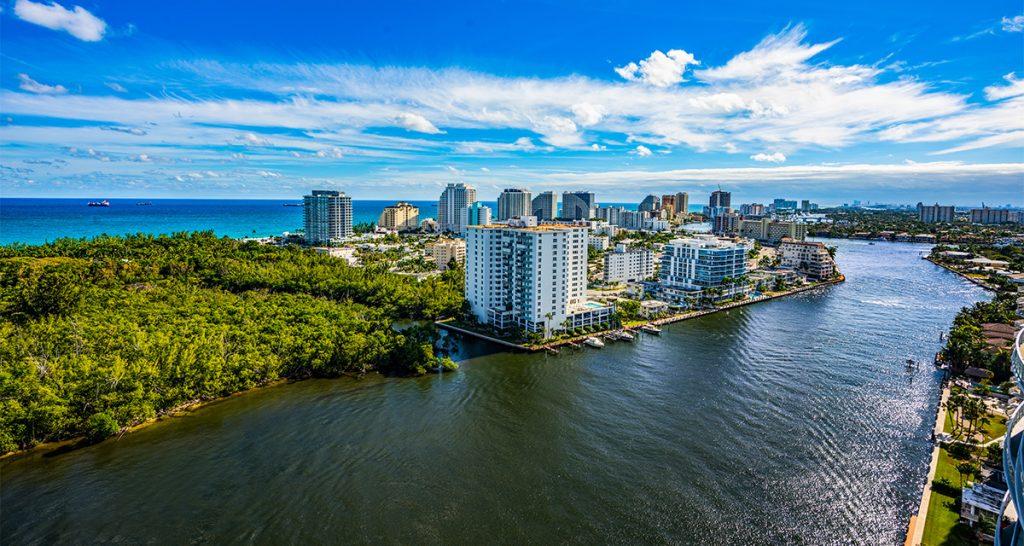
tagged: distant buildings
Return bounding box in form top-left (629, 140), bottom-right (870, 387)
top-left (639, 194), bottom-right (660, 213)
top-left (707, 190), bottom-right (732, 218)
top-left (673, 192), bottom-right (689, 218)
top-left (917, 202), bottom-right (955, 223)
top-left (603, 243), bottom-right (654, 283)
top-left (427, 239), bottom-right (466, 271)
top-left (497, 188), bottom-right (532, 221)
top-left (303, 190), bottom-right (353, 244)
top-left (659, 235), bottom-right (749, 305)
top-left (439, 183), bottom-right (477, 233)
top-left (738, 218), bottom-right (808, 243)
top-left (970, 206), bottom-right (1021, 225)
top-left (709, 190), bottom-right (731, 209)
top-left (377, 202), bottom-right (419, 231)
top-left (562, 191), bottom-right (597, 220)
top-left (532, 191), bottom-right (558, 220)
top-left (465, 222), bottom-right (611, 337)
top-left (772, 198), bottom-right (798, 212)
top-left (739, 203), bottom-right (765, 216)
top-left (800, 199), bottom-right (819, 211)
top-left (467, 201), bottom-right (492, 227)
top-left (596, 205), bottom-right (624, 226)
top-left (660, 194), bottom-right (676, 217)
top-left (712, 212), bottom-right (741, 235)
top-left (779, 239), bottom-right (836, 279)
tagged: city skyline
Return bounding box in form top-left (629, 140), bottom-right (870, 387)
top-left (1, 0), bottom-right (1023, 204)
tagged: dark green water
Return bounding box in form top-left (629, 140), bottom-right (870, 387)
top-left (1, 240), bottom-right (987, 544)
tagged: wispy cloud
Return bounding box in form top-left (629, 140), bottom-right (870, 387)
top-left (17, 73), bottom-right (67, 94)
top-left (1, 23), bottom-right (1021, 197)
top-left (13, 0), bottom-right (107, 41)
top-left (1002, 15), bottom-right (1024, 33)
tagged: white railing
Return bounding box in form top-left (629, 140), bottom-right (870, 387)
top-left (997, 327), bottom-right (1024, 546)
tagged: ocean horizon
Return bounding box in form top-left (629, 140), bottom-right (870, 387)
top-left (0, 197), bottom-right (685, 246)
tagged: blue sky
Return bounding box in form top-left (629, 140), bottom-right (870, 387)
top-left (1, 0), bottom-right (1022, 205)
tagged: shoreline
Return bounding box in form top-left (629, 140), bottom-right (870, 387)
top-left (0, 378), bottom-right (297, 463)
top-left (922, 256), bottom-right (998, 292)
top-left (905, 386), bottom-right (950, 546)
top-left (438, 275), bottom-right (846, 352)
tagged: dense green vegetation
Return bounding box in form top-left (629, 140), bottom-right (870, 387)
top-left (941, 291), bottom-right (1018, 383)
top-left (817, 209), bottom-right (1024, 244)
top-left (0, 232), bottom-right (464, 453)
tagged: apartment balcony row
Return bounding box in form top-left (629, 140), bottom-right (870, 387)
top-left (997, 327), bottom-right (1024, 546)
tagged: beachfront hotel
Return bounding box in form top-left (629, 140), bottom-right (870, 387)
top-left (465, 219), bottom-right (612, 337)
top-left (438, 183), bottom-right (477, 233)
top-left (303, 190), bottom-right (353, 244)
top-left (658, 234), bottom-right (749, 306)
top-left (377, 202), bottom-right (419, 231)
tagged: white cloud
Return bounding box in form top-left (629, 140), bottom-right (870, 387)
top-left (633, 145), bottom-right (653, 157)
top-left (315, 147), bottom-right (344, 159)
top-left (695, 24), bottom-right (839, 82)
top-left (571, 102), bottom-right (604, 126)
top-left (2, 23), bottom-right (1020, 175)
top-left (751, 152), bottom-right (787, 163)
top-left (1002, 15), bottom-right (1024, 32)
top-left (237, 132), bottom-right (272, 146)
top-left (13, 0), bottom-right (106, 41)
top-left (395, 112), bottom-right (443, 134)
top-left (615, 49), bottom-right (698, 87)
top-left (985, 73), bottom-right (1024, 101)
top-left (537, 161), bottom-right (1024, 186)
top-left (18, 73), bottom-right (67, 94)
top-left (106, 82), bottom-right (127, 93)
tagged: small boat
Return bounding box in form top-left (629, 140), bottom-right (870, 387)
top-left (641, 324), bottom-right (661, 335)
top-left (617, 331), bottom-right (635, 341)
top-left (136, 201), bottom-right (152, 206)
top-left (584, 337), bottom-right (605, 348)
top-left (283, 203), bottom-right (302, 207)
top-left (87, 200), bottom-right (110, 207)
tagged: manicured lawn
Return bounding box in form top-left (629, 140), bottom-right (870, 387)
top-left (943, 408), bottom-right (1007, 443)
top-left (921, 448), bottom-right (974, 546)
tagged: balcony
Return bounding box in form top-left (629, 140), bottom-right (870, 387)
top-left (997, 327), bottom-right (1024, 545)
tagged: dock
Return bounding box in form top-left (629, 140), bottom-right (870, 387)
top-left (437, 276), bottom-right (845, 354)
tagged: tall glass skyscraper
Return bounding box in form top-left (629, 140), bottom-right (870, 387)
top-left (438, 183), bottom-right (477, 233)
top-left (562, 191), bottom-right (596, 220)
top-left (531, 191), bottom-right (558, 220)
top-left (303, 190), bottom-right (352, 244)
top-left (497, 188), bottom-right (532, 221)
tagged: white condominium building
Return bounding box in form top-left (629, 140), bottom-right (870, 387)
top-left (497, 188), bottom-right (532, 221)
top-left (465, 222), bottom-right (611, 337)
top-left (603, 243), bottom-right (654, 283)
top-left (588, 235), bottom-right (610, 251)
top-left (659, 234), bottom-right (748, 305)
top-left (303, 190), bottom-right (353, 244)
top-left (377, 202), bottom-right (419, 231)
top-left (778, 238), bottom-right (836, 279)
top-left (439, 183), bottom-right (477, 233)
top-left (427, 239), bottom-right (466, 271)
